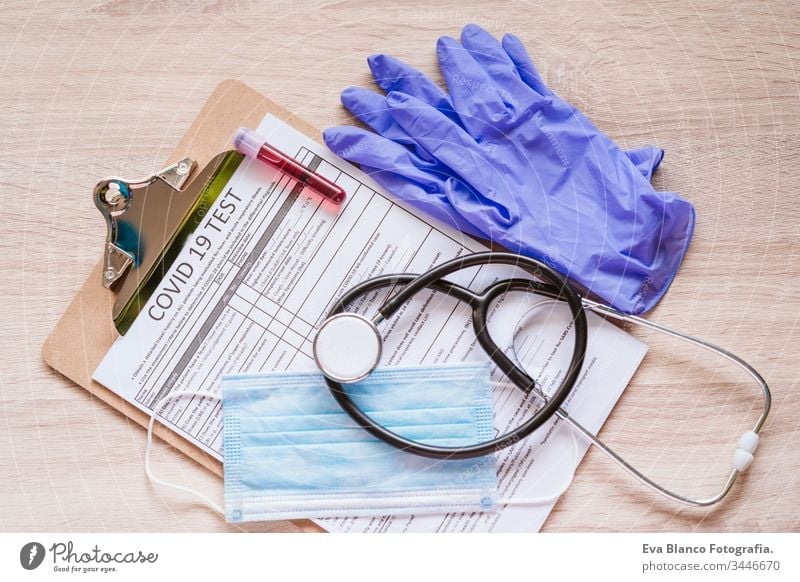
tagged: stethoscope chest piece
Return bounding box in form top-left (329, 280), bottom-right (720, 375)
top-left (313, 313), bottom-right (383, 383)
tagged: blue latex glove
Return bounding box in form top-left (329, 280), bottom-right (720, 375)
top-left (328, 54), bottom-right (665, 238)
top-left (324, 25), bottom-right (694, 314)
top-left (345, 53), bottom-right (665, 179)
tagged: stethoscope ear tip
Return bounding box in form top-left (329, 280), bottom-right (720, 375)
top-left (732, 430), bottom-right (760, 472)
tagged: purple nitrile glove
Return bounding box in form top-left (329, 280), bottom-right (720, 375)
top-left (325, 24), bottom-right (694, 313)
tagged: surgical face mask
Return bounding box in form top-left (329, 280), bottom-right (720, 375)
top-left (143, 364), bottom-right (574, 522)
top-left (221, 363), bottom-right (498, 522)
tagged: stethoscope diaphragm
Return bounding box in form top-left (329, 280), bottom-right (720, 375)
top-left (313, 313), bottom-right (382, 383)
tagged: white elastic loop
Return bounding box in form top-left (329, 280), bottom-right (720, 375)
top-left (145, 390), bottom-right (224, 516)
top-left (496, 424), bottom-right (580, 506)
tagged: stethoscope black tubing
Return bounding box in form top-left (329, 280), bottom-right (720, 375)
top-left (323, 252), bottom-right (589, 460)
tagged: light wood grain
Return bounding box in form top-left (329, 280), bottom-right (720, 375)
top-left (1, 0), bottom-right (798, 532)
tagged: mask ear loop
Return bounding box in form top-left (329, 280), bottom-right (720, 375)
top-left (495, 426), bottom-right (580, 506)
top-left (145, 390), bottom-right (224, 516)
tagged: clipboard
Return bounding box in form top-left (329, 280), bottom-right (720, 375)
top-left (42, 81), bottom-right (325, 530)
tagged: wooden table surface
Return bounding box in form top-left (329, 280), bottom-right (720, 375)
top-left (1, 0), bottom-right (798, 533)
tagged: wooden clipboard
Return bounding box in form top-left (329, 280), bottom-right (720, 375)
top-left (42, 79), bottom-right (324, 494)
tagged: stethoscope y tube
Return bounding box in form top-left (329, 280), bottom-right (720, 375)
top-left (318, 252), bottom-right (589, 460)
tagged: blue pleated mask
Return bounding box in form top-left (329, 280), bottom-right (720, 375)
top-left (221, 362), bottom-right (497, 522)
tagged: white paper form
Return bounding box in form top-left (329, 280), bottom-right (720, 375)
top-left (93, 114), bottom-right (647, 532)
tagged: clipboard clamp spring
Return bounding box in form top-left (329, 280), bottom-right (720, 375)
top-left (94, 158), bottom-right (196, 289)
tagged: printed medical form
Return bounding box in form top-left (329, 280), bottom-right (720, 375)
top-left (94, 115), bottom-right (647, 533)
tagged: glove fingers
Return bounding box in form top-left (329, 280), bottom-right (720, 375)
top-left (323, 125), bottom-right (486, 238)
top-left (385, 91), bottom-right (482, 172)
top-left (323, 125), bottom-right (440, 186)
top-left (437, 36), bottom-right (509, 136)
top-left (386, 91), bottom-right (515, 227)
top-left (501, 34), bottom-right (552, 97)
top-left (494, 31), bottom-right (663, 182)
top-left (460, 24), bottom-right (533, 103)
top-left (361, 165), bottom-right (488, 238)
top-left (367, 54), bottom-right (460, 123)
top-left (340, 87), bottom-right (396, 135)
top-left (340, 87), bottom-right (436, 162)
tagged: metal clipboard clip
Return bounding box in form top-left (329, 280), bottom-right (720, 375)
top-left (94, 151), bottom-right (243, 335)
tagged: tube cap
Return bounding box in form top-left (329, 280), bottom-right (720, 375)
top-left (233, 127), bottom-right (267, 159)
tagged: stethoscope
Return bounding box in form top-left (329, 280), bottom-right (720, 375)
top-left (312, 252), bottom-right (771, 507)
